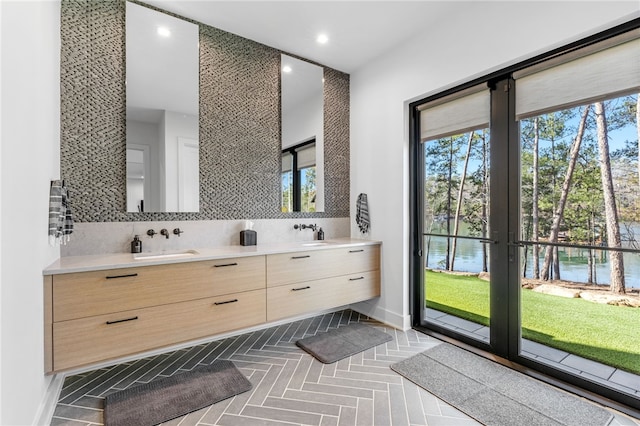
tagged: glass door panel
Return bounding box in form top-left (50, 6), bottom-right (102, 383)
top-left (518, 95), bottom-right (640, 396)
top-left (423, 128), bottom-right (492, 344)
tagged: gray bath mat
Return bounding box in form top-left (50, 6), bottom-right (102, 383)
top-left (103, 360), bottom-right (252, 426)
top-left (391, 343), bottom-right (613, 426)
top-left (296, 323), bottom-right (392, 363)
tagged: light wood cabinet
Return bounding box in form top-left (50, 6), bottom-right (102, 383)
top-left (266, 271), bottom-right (380, 321)
top-left (53, 289), bottom-right (265, 371)
top-left (47, 256), bottom-right (267, 372)
top-left (267, 245), bottom-right (379, 286)
top-left (53, 256), bottom-right (265, 322)
top-left (266, 246), bottom-right (380, 321)
top-left (45, 243), bottom-right (380, 373)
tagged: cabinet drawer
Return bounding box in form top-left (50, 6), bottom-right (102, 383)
top-left (267, 245), bottom-right (379, 287)
top-left (266, 271), bottom-right (380, 322)
top-left (53, 256), bottom-right (265, 321)
top-left (53, 289), bottom-right (266, 371)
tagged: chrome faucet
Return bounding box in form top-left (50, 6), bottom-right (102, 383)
top-left (160, 229), bottom-right (170, 239)
top-left (147, 229), bottom-right (157, 238)
top-left (173, 228), bottom-right (184, 237)
top-left (294, 224), bottom-right (318, 231)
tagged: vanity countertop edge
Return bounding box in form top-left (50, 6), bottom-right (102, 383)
top-left (44, 238), bottom-right (381, 275)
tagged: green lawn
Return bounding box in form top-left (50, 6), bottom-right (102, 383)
top-left (425, 270), bottom-right (640, 375)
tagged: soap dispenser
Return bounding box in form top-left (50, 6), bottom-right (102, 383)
top-left (317, 228), bottom-right (325, 240)
top-left (131, 235), bottom-right (142, 253)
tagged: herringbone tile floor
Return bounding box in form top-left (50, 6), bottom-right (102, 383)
top-left (50, 310), bottom-right (637, 426)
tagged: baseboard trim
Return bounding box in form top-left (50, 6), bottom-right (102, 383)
top-left (350, 300), bottom-right (411, 330)
top-left (33, 374), bottom-right (64, 426)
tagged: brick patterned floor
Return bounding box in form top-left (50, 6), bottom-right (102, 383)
top-left (51, 310), bottom-right (638, 425)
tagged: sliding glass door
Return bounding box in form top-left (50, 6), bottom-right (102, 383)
top-left (411, 23), bottom-right (640, 411)
top-left (418, 86), bottom-right (495, 348)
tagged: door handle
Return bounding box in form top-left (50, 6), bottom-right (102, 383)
top-left (213, 262), bottom-right (238, 268)
top-left (105, 273), bottom-right (138, 279)
top-left (106, 316), bottom-right (138, 325)
top-left (214, 299), bottom-right (239, 305)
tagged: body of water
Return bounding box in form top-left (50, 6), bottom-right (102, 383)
top-left (425, 222), bottom-right (640, 289)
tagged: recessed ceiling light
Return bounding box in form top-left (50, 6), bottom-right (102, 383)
top-left (157, 27), bottom-right (171, 37)
top-left (316, 34), bottom-right (329, 44)
top-left (282, 65), bottom-right (292, 73)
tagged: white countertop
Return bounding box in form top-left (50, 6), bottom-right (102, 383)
top-left (43, 238), bottom-right (381, 275)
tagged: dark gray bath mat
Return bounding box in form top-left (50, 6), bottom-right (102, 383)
top-left (103, 360), bottom-right (252, 426)
top-left (391, 343), bottom-right (614, 426)
top-left (296, 323), bottom-right (393, 363)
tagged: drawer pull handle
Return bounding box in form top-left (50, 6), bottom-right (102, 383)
top-left (106, 316), bottom-right (138, 325)
top-left (349, 276), bottom-right (365, 281)
top-left (214, 299), bottom-right (238, 305)
top-left (213, 262), bottom-right (238, 268)
top-left (349, 249), bottom-right (364, 253)
top-left (105, 273), bottom-right (138, 280)
top-left (292, 286), bottom-right (311, 291)
top-left (291, 255), bottom-right (311, 259)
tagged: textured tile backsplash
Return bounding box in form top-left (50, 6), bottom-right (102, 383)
top-left (60, 0), bottom-right (350, 223)
top-left (61, 218), bottom-right (350, 256)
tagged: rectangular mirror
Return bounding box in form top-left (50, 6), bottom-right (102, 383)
top-left (126, 1), bottom-right (199, 212)
top-left (281, 54), bottom-right (324, 213)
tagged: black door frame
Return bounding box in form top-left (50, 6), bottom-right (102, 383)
top-left (409, 18), bottom-right (640, 413)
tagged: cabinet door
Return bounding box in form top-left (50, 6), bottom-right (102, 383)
top-left (266, 245), bottom-right (379, 286)
top-left (53, 289), bottom-right (266, 371)
top-left (53, 256), bottom-right (265, 321)
top-left (266, 271), bottom-right (379, 322)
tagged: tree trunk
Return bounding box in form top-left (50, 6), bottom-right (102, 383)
top-left (446, 139), bottom-right (453, 270)
top-left (482, 132), bottom-right (489, 272)
top-left (541, 106), bottom-right (590, 280)
top-left (450, 132), bottom-right (474, 271)
top-left (553, 246), bottom-right (561, 280)
top-left (532, 117), bottom-right (540, 279)
top-left (636, 95), bottom-right (639, 185)
top-left (594, 101), bottom-right (626, 294)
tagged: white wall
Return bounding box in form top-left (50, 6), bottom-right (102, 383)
top-left (127, 119), bottom-right (161, 211)
top-left (163, 111), bottom-right (198, 211)
top-left (349, 1), bottom-right (639, 329)
top-left (0, 1), bottom-right (61, 424)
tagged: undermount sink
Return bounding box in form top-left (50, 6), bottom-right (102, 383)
top-left (133, 249), bottom-right (199, 260)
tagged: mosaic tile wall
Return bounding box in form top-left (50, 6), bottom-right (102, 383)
top-left (60, 0), bottom-right (350, 222)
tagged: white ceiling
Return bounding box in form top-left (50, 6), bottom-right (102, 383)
top-left (141, 1), bottom-right (460, 73)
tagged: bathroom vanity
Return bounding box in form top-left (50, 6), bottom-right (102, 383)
top-left (43, 239), bottom-right (380, 373)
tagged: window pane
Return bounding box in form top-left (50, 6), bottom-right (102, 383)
top-left (519, 94), bottom-right (640, 384)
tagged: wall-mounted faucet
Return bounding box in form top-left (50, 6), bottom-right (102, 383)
top-left (173, 228), bottom-right (184, 237)
top-left (294, 224), bottom-right (317, 231)
top-left (147, 229), bottom-right (157, 238)
top-left (160, 229), bottom-right (170, 239)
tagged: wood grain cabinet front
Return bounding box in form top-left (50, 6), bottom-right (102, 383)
top-left (266, 245), bottom-right (379, 286)
top-left (52, 256), bottom-right (265, 322)
top-left (45, 243), bottom-right (381, 373)
top-left (266, 246), bottom-right (381, 321)
top-left (53, 289), bottom-right (265, 371)
top-left (266, 271), bottom-right (380, 321)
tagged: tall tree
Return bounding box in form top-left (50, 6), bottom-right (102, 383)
top-left (532, 117), bottom-right (540, 279)
top-left (637, 95), bottom-right (639, 185)
top-left (449, 131), bottom-right (474, 271)
top-left (541, 106), bottom-right (590, 280)
top-left (594, 101), bottom-right (626, 294)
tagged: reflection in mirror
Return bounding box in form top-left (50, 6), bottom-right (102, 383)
top-left (281, 54), bottom-right (324, 212)
top-left (126, 1), bottom-right (199, 212)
